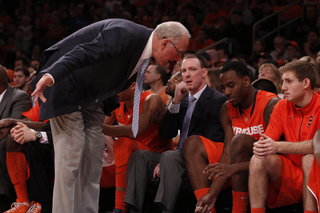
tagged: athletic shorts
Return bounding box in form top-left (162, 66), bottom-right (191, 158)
top-left (307, 157), bottom-right (320, 210)
top-left (199, 135), bottom-right (232, 187)
top-left (267, 155), bottom-right (303, 208)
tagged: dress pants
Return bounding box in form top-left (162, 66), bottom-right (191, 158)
top-left (27, 143), bottom-right (54, 213)
top-left (50, 103), bottom-right (105, 213)
top-left (125, 150), bottom-right (161, 212)
top-left (154, 150), bottom-right (186, 213)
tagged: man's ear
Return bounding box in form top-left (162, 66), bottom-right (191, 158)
top-left (161, 39), bottom-right (170, 50)
top-left (303, 78), bottom-right (311, 89)
top-left (243, 75), bottom-right (251, 87)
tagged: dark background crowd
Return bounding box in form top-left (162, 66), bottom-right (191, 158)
top-left (0, 0), bottom-right (319, 74)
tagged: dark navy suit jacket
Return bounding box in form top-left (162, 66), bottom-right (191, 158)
top-left (159, 86), bottom-right (227, 143)
top-left (31, 19), bottom-right (153, 120)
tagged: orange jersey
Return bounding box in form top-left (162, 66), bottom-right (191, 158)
top-left (266, 92), bottom-right (320, 166)
top-left (22, 102), bottom-right (49, 122)
top-left (307, 158), bottom-right (320, 208)
top-left (228, 90), bottom-right (277, 140)
top-left (114, 91), bottom-right (173, 153)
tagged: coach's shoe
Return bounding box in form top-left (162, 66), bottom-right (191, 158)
top-left (26, 201), bottom-right (41, 213)
top-left (4, 202), bottom-right (31, 213)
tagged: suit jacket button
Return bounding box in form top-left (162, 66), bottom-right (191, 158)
top-left (95, 99), bottom-right (99, 102)
top-left (78, 106), bottom-right (81, 110)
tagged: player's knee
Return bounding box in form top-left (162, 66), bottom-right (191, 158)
top-left (230, 134), bottom-right (255, 155)
top-left (249, 155), bottom-right (266, 173)
top-left (183, 135), bottom-right (202, 153)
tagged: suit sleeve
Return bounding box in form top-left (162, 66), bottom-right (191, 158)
top-left (159, 110), bottom-right (180, 140)
top-left (10, 91), bottom-right (32, 119)
top-left (41, 27), bottom-right (131, 83)
top-left (203, 94), bottom-right (227, 142)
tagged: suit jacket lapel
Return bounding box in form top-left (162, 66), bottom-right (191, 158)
top-left (188, 86), bottom-right (211, 134)
top-left (0, 85), bottom-right (13, 118)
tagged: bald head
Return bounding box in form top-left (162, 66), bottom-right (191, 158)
top-left (154, 21), bottom-right (191, 43)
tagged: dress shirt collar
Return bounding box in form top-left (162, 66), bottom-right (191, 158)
top-left (0, 89), bottom-right (7, 103)
top-left (189, 84), bottom-right (207, 101)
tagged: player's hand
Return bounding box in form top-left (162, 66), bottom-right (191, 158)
top-left (203, 163), bottom-right (234, 180)
top-left (31, 73), bottom-right (53, 103)
top-left (11, 122), bottom-right (35, 145)
top-left (195, 193), bottom-right (215, 213)
top-left (253, 133), bottom-right (277, 158)
top-left (153, 163), bottom-right (160, 178)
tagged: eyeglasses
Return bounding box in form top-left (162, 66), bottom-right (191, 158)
top-left (169, 39), bottom-right (182, 55)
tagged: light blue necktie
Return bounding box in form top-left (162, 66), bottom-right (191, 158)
top-left (178, 95), bottom-right (196, 150)
top-left (132, 58), bottom-right (150, 138)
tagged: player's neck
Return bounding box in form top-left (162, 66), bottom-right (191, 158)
top-left (240, 86), bottom-right (256, 109)
top-left (294, 90), bottom-right (314, 108)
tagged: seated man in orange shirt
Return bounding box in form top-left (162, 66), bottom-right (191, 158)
top-left (187, 61), bottom-right (279, 213)
top-left (102, 81), bottom-right (173, 213)
top-left (249, 60), bottom-right (320, 213)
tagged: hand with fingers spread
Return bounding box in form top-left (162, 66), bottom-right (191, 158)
top-left (195, 193), bottom-right (215, 213)
top-left (253, 132), bottom-right (277, 158)
top-left (203, 163), bottom-right (235, 180)
top-left (10, 122), bottom-right (36, 145)
top-left (153, 163), bottom-right (160, 179)
top-left (31, 73), bottom-right (54, 103)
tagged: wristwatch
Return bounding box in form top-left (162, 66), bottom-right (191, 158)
top-left (35, 131), bottom-right (42, 143)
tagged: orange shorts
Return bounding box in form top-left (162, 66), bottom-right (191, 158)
top-left (267, 155), bottom-right (303, 208)
top-left (199, 136), bottom-right (232, 187)
top-left (199, 135), bottom-right (224, 164)
top-left (100, 165), bottom-right (116, 188)
top-left (307, 158), bottom-right (320, 208)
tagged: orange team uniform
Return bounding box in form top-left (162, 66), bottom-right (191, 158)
top-left (203, 11), bottom-right (228, 29)
top-left (200, 90), bottom-right (277, 171)
top-left (264, 92), bottom-right (320, 208)
top-left (111, 91), bottom-right (173, 211)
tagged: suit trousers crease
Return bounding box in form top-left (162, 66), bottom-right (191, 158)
top-left (50, 103), bottom-right (105, 213)
top-left (125, 150), bottom-right (161, 212)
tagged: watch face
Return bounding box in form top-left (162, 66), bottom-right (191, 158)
top-left (35, 131), bottom-right (42, 139)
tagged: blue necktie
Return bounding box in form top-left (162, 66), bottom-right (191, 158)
top-left (178, 95), bottom-right (196, 150)
top-left (132, 58), bottom-right (150, 138)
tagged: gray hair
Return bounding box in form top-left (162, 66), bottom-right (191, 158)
top-left (154, 21), bottom-right (191, 44)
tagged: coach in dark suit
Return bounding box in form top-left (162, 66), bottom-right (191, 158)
top-left (31, 19), bottom-right (190, 213)
top-left (125, 54), bottom-right (226, 213)
top-left (0, 65), bottom-right (32, 211)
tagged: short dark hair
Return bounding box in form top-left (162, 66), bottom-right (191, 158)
top-left (13, 67), bottom-right (30, 77)
top-left (221, 61), bottom-right (249, 78)
top-left (154, 65), bottom-right (167, 85)
top-left (15, 57), bottom-right (28, 67)
top-left (183, 54), bottom-right (207, 68)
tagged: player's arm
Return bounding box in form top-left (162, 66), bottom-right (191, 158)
top-left (263, 97), bottom-right (280, 126)
top-left (103, 111), bottom-right (116, 125)
top-left (195, 102), bottom-right (234, 213)
top-left (102, 94), bottom-right (164, 139)
top-left (313, 128), bottom-right (320, 166)
top-left (254, 133), bottom-right (313, 158)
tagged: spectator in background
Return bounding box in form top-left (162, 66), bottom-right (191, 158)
top-left (250, 39), bottom-right (266, 66)
top-left (270, 36), bottom-right (288, 61)
top-left (202, 0), bottom-right (228, 34)
top-left (14, 57), bottom-right (28, 70)
top-left (304, 29), bottom-right (320, 60)
top-left (13, 67), bottom-right (31, 94)
top-left (206, 49), bottom-right (219, 67)
top-left (14, 28), bottom-right (31, 55)
top-left (186, 13), bottom-right (201, 39)
top-left (258, 63), bottom-right (283, 94)
top-left (144, 64), bottom-right (172, 107)
top-left (285, 41), bottom-right (300, 61)
top-left (205, 67), bottom-right (221, 91)
top-left (188, 28), bottom-right (214, 52)
top-left (230, 0), bottom-right (254, 26)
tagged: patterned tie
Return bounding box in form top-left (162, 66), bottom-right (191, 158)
top-left (132, 58), bottom-right (150, 138)
top-left (178, 95), bottom-right (196, 150)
